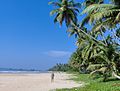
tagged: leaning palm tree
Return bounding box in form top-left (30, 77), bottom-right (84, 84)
top-left (49, 0), bottom-right (84, 39)
top-left (49, 0), bottom-right (106, 46)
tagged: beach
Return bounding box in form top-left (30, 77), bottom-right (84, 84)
top-left (0, 72), bottom-right (82, 91)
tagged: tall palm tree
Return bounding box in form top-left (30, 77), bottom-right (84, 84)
top-left (49, 0), bottom-right (106, 46)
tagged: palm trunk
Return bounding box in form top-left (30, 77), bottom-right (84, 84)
top-left (73, 25), bottom-right (106, 46)
top-left (112, 71), bottom-right (120, 79)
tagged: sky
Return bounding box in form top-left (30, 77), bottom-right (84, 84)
top-left (0, 0), bottom-right (77, 70)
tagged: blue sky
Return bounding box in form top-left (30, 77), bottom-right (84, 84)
top-left (0, 0), bottom-right (77, 70)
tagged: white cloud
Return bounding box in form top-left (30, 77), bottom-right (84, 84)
top-left (43, 50), bottom-right (72, 58)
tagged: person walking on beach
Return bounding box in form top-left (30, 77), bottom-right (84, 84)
top-left (51, 72), bottom-right (54, 82)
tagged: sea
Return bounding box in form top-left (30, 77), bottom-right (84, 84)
top-left (0, 69), bottom-right (49, 74)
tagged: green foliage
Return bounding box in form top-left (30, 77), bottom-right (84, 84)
top-left (81, 0), bottom-right (120, 40)
top-left (49, 0), bottom-right (81, 27)
top-left (68, 48), bottom-right (83, 72)
top-left (49, 0), bottom-right (120, 82)
top-left (86, 64), bottom-right (102, 72)
top-left (48, 63), bottom-right (72, 72)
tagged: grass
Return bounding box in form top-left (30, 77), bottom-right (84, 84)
top-left (56, 72), bottom-right (120, 91)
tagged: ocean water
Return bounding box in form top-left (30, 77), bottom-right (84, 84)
top-left (0, 71), bottom-right (49, 74)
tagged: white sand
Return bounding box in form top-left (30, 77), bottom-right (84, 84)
top-left (0, 72), bottom-right (82, 91)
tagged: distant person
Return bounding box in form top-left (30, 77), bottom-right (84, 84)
top-left (51, 72), bottom-right (54, 82)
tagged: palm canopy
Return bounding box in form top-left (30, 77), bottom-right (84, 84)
top-left (49, 0), bottom-right (107, 46)
top-left (84, 0), bottom-right (120, 6)
top-left (49, 0), bottom-right (81, 27)
top-left (80, 3), bottom-right (120, 45)
top-left (84, 0), bottom-right (104, 7)
top-left (81, 4), bottom-right (119, 28)
top-left (81, 0), bottom-right (120, 32)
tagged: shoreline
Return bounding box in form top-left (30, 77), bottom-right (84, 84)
top-left (0, 72), bottom-right (82, 91)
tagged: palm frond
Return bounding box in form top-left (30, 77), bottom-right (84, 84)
top-left (81, 4), bottom-right (117, 15)
top-left (89, 9), bottom-right (120, 24)
top-left (50, 9), bottom-right (60, 15)
top-left (69, 0), bottom-right (81, 8)
top-left (48, 1), bottom-right (62, 7)
top-left (57, 13), bottom-right (64, 25)
top-left (87, 64), bottom-right (102, 72)
top-left (91, 17), bottom-right (115, 32)
top-left (54, 14), bottom-right (59, 23)
top-left (115, 12), bottom-right (120, 23)
top-left (81, 15), bottom-right (90, 27)
top-left (90, 67), bottom-right (107, 76)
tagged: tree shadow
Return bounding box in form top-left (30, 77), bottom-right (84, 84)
top-left (107, 78), bottom-right (119, 82)
top-left (98, 78), bottom-right (120, 83)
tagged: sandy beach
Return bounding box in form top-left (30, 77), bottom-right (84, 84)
top-left (0, 72), bottom-right (82, 91)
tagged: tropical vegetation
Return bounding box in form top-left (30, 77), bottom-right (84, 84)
top-left (48, 63), bottom-right (72, 72)
top-left (49, 0), bottom-right (120, 90)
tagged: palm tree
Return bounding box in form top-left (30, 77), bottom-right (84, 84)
top-left (49, 0), bottom-right (120, 81)
top-left (80, 1), bottom-right (120, 74)
top-left (69, 48), bottom-right (84, 71)
top-left (76, 29), bottom-right (120, 81)
top-left (88, 39), bottom-right (120, 81)
top-left (49, 0), bottom-right (106, 46)
top-left (49, 0), bottom-right (81, 27)
top-left (81, 0), bottom-right (120, 43)
top-left (75, 31), bottom-right (103, 72)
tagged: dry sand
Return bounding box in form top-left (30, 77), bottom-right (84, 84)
top-left (0, 72), bottom-right (82, 91)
